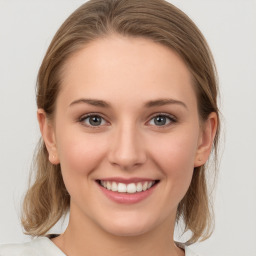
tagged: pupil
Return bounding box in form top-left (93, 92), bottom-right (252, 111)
top-left (89, 116), bottom-right (101, 126)
top-left (155, 116), bottom-right (166, 126)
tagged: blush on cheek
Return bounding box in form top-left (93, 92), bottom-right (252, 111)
top-left (57, 133), bottom-right (107, 174)
top-left (152, 137), bottom-right (196, 171)
top-left (150, 136), bottom-right (195, 198)
top-left (58, 142), bottom-right (98, 202)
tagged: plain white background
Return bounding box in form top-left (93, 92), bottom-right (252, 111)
top-left (0, 1), bottom-right (255, 255)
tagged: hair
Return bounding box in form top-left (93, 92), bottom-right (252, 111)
top-left (21, 0), bottom-right (220, 244)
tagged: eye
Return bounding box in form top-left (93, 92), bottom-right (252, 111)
top-left (79, 114), bottom-right (107, 127)
top-left (148, 114), bottom-right (176, 127)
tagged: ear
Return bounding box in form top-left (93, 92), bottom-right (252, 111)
top-left (194, 112), bottom-right (218, 167)
top-left (37, 109), bottom-right (60, 165)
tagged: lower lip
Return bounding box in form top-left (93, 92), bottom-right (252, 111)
top-left (97, 182), bottom-right (158, 204)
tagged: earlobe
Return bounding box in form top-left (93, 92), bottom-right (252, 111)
top-left (37, 109), bottom-right (60, 165)
top-left (194, 112), bottom-right (218, 167)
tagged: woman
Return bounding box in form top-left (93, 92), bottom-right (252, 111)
top-left (0, 0), bottom-right (219, 255)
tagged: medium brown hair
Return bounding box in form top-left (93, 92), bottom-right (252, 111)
top-left (22, 0), bottom-right (220, 244)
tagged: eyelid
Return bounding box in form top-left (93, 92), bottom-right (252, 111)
top-left (78, 113), bottom-right (109, 128)
top-left (77, 112), bottom-right (177, 128)
top-left (146, 113), bottom-right (177, 127)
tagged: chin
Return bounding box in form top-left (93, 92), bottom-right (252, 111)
top-left (98, 212), bottom-right (160, 237)
top-left (104, 223), bottom-right (152, 237)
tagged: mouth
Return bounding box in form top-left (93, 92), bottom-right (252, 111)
top-left (96, 179), bottom-right (160, 194)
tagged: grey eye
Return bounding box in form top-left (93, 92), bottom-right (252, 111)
top-left (82, 115), bottom-right (107, 126)
top-left (149, 115), bottom-right (172, 126)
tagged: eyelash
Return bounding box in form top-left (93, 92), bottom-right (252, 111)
top-left (148, 113), bottom-right (177, 128)
top-left (78, 113), bottom-right (108, 129)
top-left (78, 113), bottom-right (177, 128)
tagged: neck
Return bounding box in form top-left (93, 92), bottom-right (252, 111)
top-left (52, 206), bottom-right (184, 256)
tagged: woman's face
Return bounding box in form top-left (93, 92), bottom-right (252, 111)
top-left (41, 35), bottom-right (213, 236)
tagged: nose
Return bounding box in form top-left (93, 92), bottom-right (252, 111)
top-left (107, 123), bottom-right (147, 171)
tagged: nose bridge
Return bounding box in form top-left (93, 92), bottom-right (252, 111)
top-left (108, 119), bottom-right (146, 170)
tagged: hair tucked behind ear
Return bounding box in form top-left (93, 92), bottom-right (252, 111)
top-left (22, 0), bottom-right (220, 244)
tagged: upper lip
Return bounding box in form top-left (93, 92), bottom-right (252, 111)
top-left (96, 177), bottom-right (158, 184)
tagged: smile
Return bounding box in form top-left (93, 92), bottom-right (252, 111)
top-left (96, 178), bottom-right (159, 204)
top-left (99, 180), bottom-right (157, 193)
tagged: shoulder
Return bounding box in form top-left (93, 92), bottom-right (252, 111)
top-left (176, 242), bottom-right (202, 256)
top-left (0, 237), bottom-right (65, 256)
top-left (185, 246), bottom-right (202, 256)
top-left (0, 241), bottom-right (39, 256)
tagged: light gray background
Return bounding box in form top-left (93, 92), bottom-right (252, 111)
top-left (0, 1), bottom-right (255, 255)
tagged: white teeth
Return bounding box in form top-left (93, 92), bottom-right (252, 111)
top-left (127, 183), bottom-right (136, 193)
top-left (136, 182), bottom-right (143, 192)
top-left (117, 183), bottom-right (127, 193)
top-left (99, 180), bottom-right (157, 193)
top-left (112, 182), bottom-right (118, 192)
top-left (107, 181), bottom-right (111, 190)
top-left (142, 182), bottom-right (148, 191)
top-left (147, 181), bottom-right (153, 189)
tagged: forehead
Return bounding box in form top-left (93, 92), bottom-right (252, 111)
top-left (58, 35), bottom-right (196, 109)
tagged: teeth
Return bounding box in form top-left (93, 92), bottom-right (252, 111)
top-left (107, 181), bottom-right (111, 190)
top-left (117, 183), bottom-right (127, 193)
top-left (127, 183), bottom-right (136, 193)
top-left (142, 182), bottom-right (148, 191)
top-left (147, 181), bottom-right (153, 189)
top-left (112, 182), bottom-right (118, 192)
top-left (99, 180), bottom-right (156, 193)
top-left (136, 182), bottom-right (143, 192)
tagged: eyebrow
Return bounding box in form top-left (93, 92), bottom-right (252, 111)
top-left (69, 98), bottom-right (110, 108)
top-left (69, 98), bottom-right (188, 109)
top-left (144, 99), bottom-right (188, 109)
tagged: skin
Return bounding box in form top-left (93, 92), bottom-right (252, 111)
top-left (38, 35), bottom-right (217, 256)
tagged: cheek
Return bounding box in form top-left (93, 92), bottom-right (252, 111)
top-left (148, 129), bottom-right (199, 195)
top-left (55, 131), bottom-right (109, 203)
top-left (151, 131), bottom-right (198, 170)
top-left (56, 129), bottom-right (108, 178)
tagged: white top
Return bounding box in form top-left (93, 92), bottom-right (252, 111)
top-left (0, 237), bottom-right (200, 256)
